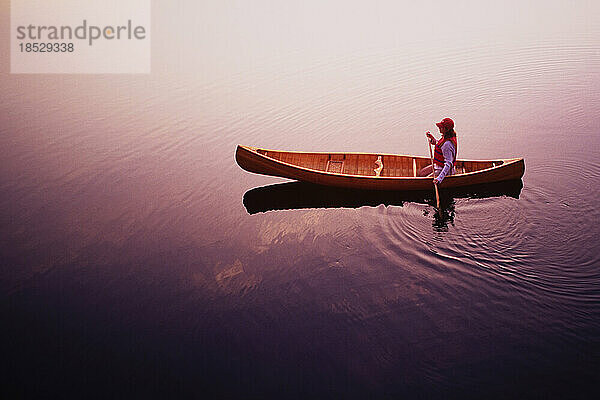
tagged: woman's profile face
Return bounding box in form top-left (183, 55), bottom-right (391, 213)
top-left (438, 125), bottom-right (446, 134)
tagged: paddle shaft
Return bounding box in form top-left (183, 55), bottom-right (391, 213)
top-left (427, 139), bottom-right (441, 210)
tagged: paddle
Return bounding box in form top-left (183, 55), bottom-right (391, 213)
top-left (427, 136), bottom-right (441, 211)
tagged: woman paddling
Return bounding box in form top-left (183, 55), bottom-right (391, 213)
top-left (418, 117), bottom-right (458, 184)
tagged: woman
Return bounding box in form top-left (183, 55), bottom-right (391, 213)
top-left (418, 117), bottom-right (458, 184)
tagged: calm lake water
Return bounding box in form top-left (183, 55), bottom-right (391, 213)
top-left (1, 1), bottom-right (600, 398)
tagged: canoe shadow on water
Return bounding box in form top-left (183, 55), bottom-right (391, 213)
top-left (243, 179), bottom-right (523, 229)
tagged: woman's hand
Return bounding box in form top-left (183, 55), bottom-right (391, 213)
top-left (425, 131), bottom-right (435, 144)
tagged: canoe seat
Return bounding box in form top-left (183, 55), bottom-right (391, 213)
top-left (327, 154), bottom-right (345, 173)
top-left (327, 160), bottom-right (344, 173)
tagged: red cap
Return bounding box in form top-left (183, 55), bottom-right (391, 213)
top-left (436, 118), bottom-right (454, 130)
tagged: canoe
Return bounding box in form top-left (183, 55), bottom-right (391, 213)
top-left (235, 145), bottom-right (525, 191)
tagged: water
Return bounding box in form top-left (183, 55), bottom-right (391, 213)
top-left (1, 1), bottom-right (600, 398)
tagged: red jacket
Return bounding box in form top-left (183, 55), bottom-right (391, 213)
top-left (433, 136), bottom-right (457, 168)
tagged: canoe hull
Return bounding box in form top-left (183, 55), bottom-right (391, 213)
top-left (236, 145), bottom-right (525, 191)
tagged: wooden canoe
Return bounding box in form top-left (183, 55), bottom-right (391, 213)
top-left (235, 145), bottom-right (525, 191)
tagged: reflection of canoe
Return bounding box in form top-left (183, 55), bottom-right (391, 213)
top-left (236, 145), bottom-right (525, 190)
top-left (243, 179), bottom-right (523, 214)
